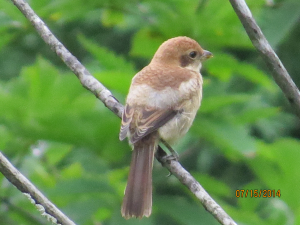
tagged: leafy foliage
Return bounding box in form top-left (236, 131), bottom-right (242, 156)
top-left (0, 0), bottom-right (300, 224)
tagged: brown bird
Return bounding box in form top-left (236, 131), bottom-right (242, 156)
top-left (119, 36), bottom-right (212, 219)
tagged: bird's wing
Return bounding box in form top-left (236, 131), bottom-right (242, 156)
top-left (119, 104), bottom-right (178, 144)
top-left (119, 104), bottom-right (134, 141)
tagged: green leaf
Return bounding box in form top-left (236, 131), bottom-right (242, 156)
top-left (201, 94), bottom-right (251, 113)
top-left (62, 196), bottom-right (110, 224)
top-left (45, 142), bottom-right (73, 166)
top-left (66, 149), bottom-right (110, 174)
top-left (194, 118), bottom-right (256, 158)
top-left (192, 173), bottom-right (231, 198)
top-left (237, 182), bottom-right (265, 212)
top-left (155, 196), bottom-right (219, 225)
top-left (0, 0), bottom-right (27, 25)
top-left (195, 0), bottom-right (254, 49)
top-left (61, 162), bottom-right (83, 179)
top-left (22, 157), bottom-right (56, 188)
top-left (249, 139), bottom-right (300, 210)
top-left (0, 125), bottom-right (12, 150)
top-left (206, 53), bottom-right (275, 90)
top-left (0, 32), bottom-right (16, 51)
top-left (130, 28), bottom-right (164, 58)
top-left (78, 34), bottom-right (135, 73)
top-left (0, 57), bottom-right (124, 149)
top-left (93, 71), bottom-right (132, 95)
top-left (93, 207), bottom-right (112, 222)
top-left (235, 107), bottom-right (279, 124)
top-left (259, 0), bottom-right (300, 47)
top-left (101, 9), bottom-right (125, 27)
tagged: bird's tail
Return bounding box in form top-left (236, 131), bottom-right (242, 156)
top-left (121, 133), bottom-right (158, 219)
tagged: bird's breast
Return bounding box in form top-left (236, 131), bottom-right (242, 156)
top-left (158, 85), bottom-right (202, 144)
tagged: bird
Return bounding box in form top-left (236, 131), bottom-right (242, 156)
top-left (119, 36), bottom-right (212, 219)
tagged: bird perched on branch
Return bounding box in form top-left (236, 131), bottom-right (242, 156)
top-left (119, 36), bottom-right (212, 219)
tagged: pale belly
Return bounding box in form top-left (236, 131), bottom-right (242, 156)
top-left (158, 93), bottom-right (201, 144)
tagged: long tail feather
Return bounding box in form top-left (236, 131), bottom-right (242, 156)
top-left (121, 133), bottom-right (158, 219)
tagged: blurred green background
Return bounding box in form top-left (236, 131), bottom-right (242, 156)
top-left (0, 0), bottom-right (300, 224)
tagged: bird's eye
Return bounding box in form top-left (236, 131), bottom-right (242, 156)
top-left (189, 51), bottom-right (197, 59)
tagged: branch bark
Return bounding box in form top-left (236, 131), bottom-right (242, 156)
top-left (11, 0), bottom-right (123, 118)
top-left (229, 0), bottom-right (300, 119)
top-left (0, 151), bottom-right (76, 225)
top-left (2, 0), bottom-right (238, 225)
top-left (156, 148), bottom-right (237, 225)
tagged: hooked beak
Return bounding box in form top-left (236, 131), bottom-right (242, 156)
top-left (202, 50), bottom-right (213, 60)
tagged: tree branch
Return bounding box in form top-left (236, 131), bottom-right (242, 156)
top-left (156, 148), bottom-right (237, 225)
top-left (229, 0), bottom-right (300, 119)
top-left (11, 0), bottom-right (123, 118)
top-left (1, 197), bottom-right (48, 225)
top-left (4, 0), bottom-right (238, 224)
top-left (0, 151), bottom-right (76, 225)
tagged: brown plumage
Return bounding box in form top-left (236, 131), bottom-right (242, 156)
top-left (120, 36), bottom-right (212, 219)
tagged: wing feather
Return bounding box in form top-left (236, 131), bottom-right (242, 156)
top-left (130, 107), bottom-right (177, 144)
top-left (119, 104), bottom-right (177, 144)
top-left (119, 105), bottom-right (134, 141)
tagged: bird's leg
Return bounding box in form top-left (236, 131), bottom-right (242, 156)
top-left (155, 141), bottom-right (178, 177)
top-left (160, 139), bottom-right (179, 161)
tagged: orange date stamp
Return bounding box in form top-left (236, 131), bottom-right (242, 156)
top-left (236, 189), bottom-right (281, 198)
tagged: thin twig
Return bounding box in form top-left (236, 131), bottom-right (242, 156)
top-left (1, 197), bottom-right (48, 225)
top-left (156, 147), bottom-right (237, 225)
top-left (229, 0), bottom-right (300, 119)
top-left (0, 151), bottom-right (76, 225)
top-left (5, 0), bottom-right (238, 224)
top-left (11, 0), bottom-right (123, 118)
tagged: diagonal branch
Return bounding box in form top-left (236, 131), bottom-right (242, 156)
top-left (3, 0), bottom-right (238, 225)
top-left (229, 0), bottom-right (300, 119)
top-left (156, 148), bottom-right (237, 225)
top-left (1, 197), bottom-right (48, 225)
top-left (0, 151), bottom-right (76, 225)
top-left (12, 1), bottom-right (123, 118)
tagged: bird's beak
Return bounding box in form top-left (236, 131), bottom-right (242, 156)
top-left (202, 50), bottom-right (213, 60)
